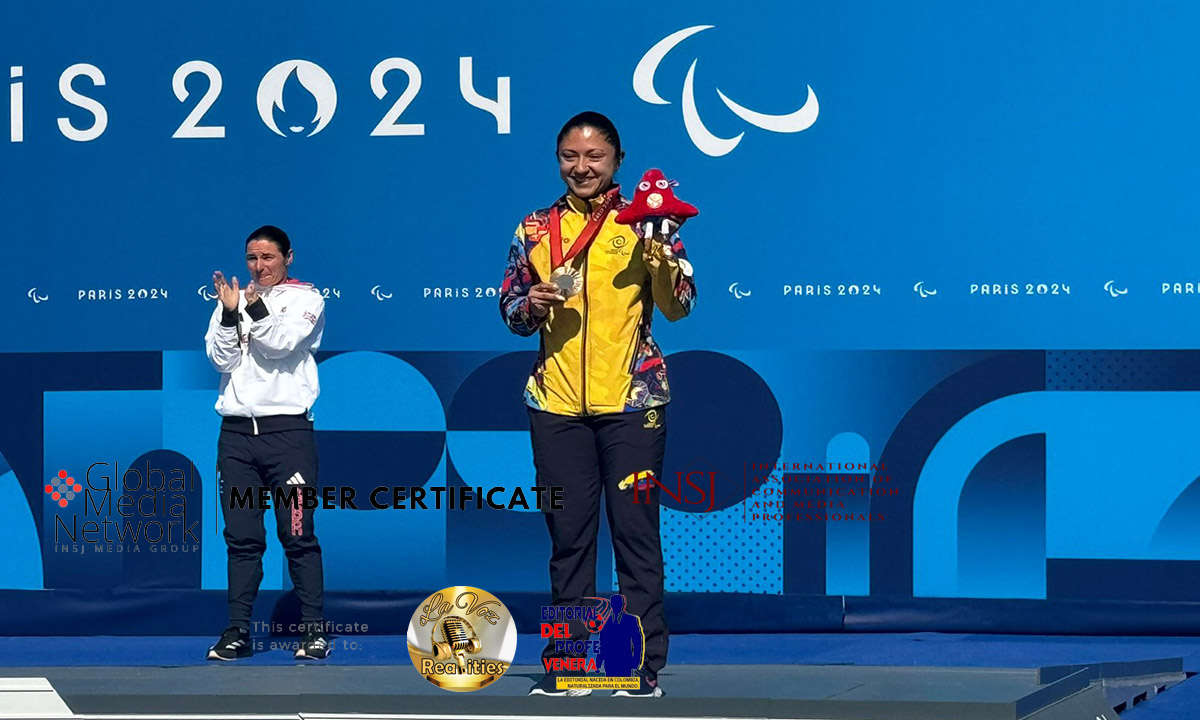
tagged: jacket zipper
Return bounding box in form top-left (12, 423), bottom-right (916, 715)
top-left (238, 304), bottom-right (258, 435)
top-left (580, 254), bottom-right (590, 415)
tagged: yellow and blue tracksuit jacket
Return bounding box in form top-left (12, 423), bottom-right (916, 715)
top-left (500, 190), bottom-right (697, 416)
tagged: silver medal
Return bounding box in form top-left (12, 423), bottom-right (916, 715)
top-left (549, 267), bottom-right (583, 298)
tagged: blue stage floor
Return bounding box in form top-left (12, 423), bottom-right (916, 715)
top-left (2, 632), bottom-right (1200, 670)
top-left (1, 633), bottom-right (1197, 717)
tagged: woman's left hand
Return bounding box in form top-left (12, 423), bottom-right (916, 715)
top-left (244, 281), bottom-right (261, 306)
top-left (641, 216), bottom-right (684, 256)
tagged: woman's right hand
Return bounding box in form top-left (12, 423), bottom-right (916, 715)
top-left (528, 282), bottom-right (567, 318)
top-left (213, 271), bottom-right (240, 311)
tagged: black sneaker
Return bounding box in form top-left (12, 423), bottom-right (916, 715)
top-left (613, 669), bottom-right (663, 697)
top-left (528, 671), bottom-right (592, 697)
top-left (294, 626), bottom-right (331, 660)
top-left (206, 626), bottom-right (251, 661)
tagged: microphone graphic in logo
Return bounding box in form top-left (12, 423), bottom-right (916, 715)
top-left (432, 616), bottom-right (483, 672)
top-left (408, 586), bottom-right (516, 692)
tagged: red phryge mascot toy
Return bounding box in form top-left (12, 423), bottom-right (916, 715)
top-left (616, 168), bottom-right (698, 238)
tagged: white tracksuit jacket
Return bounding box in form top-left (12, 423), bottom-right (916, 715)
top-left (204, 280), bottom-right (325, 425)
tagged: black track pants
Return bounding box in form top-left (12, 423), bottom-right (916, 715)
top-left (529, 406), bottom-right (669, 673)
top-left (218, 428), bottom-right (324, 630)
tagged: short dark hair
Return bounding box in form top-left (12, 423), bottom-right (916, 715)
top-left (245, 225), bottom-right (291, 255)
top-left (557, 111), bottom-right (622, 157)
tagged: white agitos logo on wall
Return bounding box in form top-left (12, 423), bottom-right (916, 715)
top-left (256, 60), bottom-right (338, 137)
top-left (634, 25), bottom-right (819, 157)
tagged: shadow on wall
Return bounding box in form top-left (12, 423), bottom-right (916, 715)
top-left (0, 448), bottom-right (43, 589)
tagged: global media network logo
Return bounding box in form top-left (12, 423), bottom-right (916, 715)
top-left (46, 460), bottom-right (200, 554)
top-left (44, 470), bottom-right (81, 508)
top-left (541, 594), bottom-right (649, 693)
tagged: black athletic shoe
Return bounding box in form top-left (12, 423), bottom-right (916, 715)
top-left (528, 671), bottom-right (592, 697)
top-left (206, 626), bottom-right (251, 661)
top-left (294, 626), bottom-right (331, 660)
top-left (613, 669), bottom-right (664, 697)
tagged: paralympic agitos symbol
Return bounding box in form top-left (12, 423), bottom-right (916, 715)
top-left (633, 25), bottom-right (819, 157)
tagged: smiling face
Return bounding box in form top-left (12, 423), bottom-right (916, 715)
top-left (245, 238), bottom-right (292, 287)
top-left (557, 125), bottom-right (622, 200)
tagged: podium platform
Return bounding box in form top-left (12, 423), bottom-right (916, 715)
top-left (0, 658), bottom-right (1186, 720)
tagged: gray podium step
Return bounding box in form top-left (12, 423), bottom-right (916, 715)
top-left (0, 660), bottom-right (1184, 720)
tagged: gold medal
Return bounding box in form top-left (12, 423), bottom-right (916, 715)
top-left (549, 266), bottom-right (583, 298)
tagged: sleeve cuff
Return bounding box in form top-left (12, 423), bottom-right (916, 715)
top-left (245, 299), bottom-right (269, 322)
top-left (220, 308), bottom-right (239, 327)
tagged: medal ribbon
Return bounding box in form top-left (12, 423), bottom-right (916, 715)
top-left (548, 186), bottom-right (620, 270)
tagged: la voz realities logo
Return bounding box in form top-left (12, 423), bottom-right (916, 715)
top-left (47, 461), bottom-right (200, 553)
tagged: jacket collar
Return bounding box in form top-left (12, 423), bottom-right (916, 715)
top-left (560, 185), bottom-right (623, 215)
top-left (260, 277), bottom-right (309, 295)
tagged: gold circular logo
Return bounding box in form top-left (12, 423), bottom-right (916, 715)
top-left (646, 192), bottom-right (664, 209)
top-left (612, 235), bottom-right (628, 248)
top-left (407, 586), bottom-right (516, 692)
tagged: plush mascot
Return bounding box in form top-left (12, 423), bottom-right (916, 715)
top-left (615, 169), bottom-right (698, 237)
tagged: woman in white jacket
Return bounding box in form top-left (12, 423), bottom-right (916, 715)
top-left (203, 225), bottom-right (329, 661)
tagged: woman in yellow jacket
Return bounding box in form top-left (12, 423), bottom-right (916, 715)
top-left (500, 112), bottom-right (696, 697)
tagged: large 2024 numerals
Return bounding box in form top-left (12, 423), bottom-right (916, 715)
top-left (171, 58), bottom-right (507, 138)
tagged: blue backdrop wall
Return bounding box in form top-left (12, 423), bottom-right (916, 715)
top-left (3, 1), bottom-right (1200, 635)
